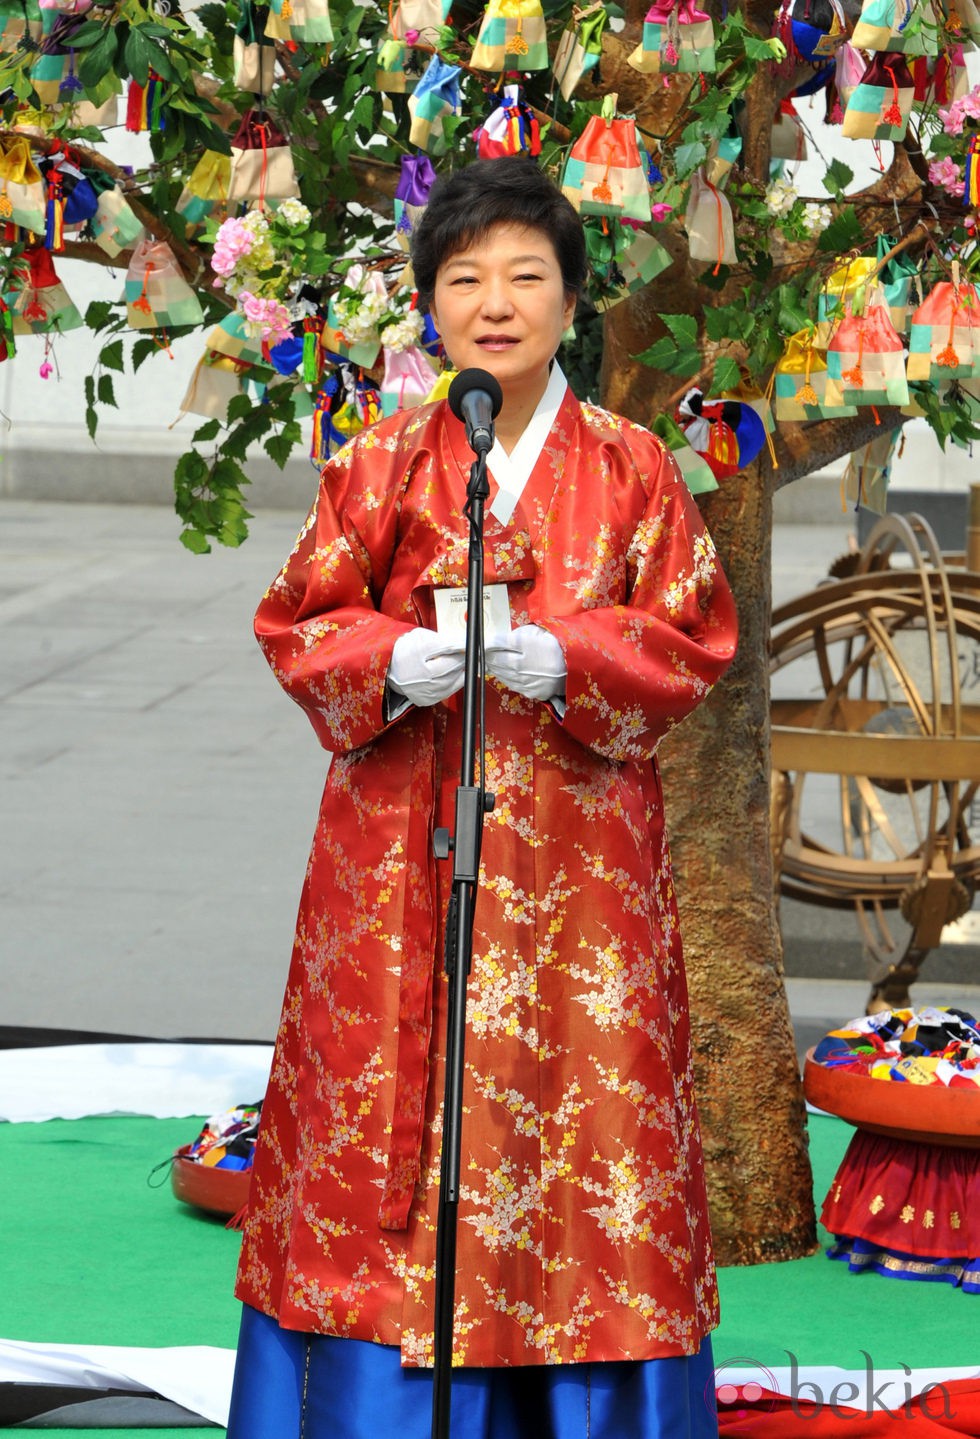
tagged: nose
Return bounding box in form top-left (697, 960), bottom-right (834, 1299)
top-left (480, 279), bottom-right (514, 321)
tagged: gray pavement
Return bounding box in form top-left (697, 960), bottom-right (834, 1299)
top-left (2, 493), bottom-right (978, 1057)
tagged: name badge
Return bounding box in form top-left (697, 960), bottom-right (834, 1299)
top-left (433, 583), bottom-right (511, 643)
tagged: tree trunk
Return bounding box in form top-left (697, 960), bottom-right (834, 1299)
top-left (659, 465), bottom-right (817, 1265)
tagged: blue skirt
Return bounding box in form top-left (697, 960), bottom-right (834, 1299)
top-left (227, 1305), bottom-right (719, 1439)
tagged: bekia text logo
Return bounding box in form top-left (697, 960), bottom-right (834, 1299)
top-left (710, 1352), bottom-right (956, 1421)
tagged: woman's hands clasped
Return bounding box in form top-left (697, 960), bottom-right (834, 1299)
top-left (388, 624), bottom-right (566, 709)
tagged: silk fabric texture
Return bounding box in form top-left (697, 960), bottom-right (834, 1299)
top-left (237, 387), bottom-right (738, 1368)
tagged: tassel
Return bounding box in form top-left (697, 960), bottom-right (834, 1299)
top-left (935, 306), bottom-right (960, 369)
top-left (966, 135), bottom-right (980, 208)
top-left (44, 172), bottom-right (65, 253)
top-left (302, 324), bottom-right (320, 385)
top-left (799, 342), bottom-right (818, 406)
top-left (126, 79), bottom-right (146, 132)
top-left (132, 263), bottom-right (155, 318)
top-left (225, 1201), bottom-right (249, 1231)
top-left (881, 69), bottom-right (903, 128)
top-left (509, 16), bottom-right (529, 54)
top-left (145, 70), bottom-right (167, 131)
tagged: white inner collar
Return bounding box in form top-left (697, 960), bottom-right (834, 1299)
top-left (487, 363), bottom-right (568, 527)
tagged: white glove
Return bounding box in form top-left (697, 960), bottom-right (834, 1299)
top-left (486, 624), bottom-right (566, 702)
top-left (388, 627), bottom-right (465, 708)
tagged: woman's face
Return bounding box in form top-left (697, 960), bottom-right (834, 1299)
top-left (429, 222), bottom-right (577, 410)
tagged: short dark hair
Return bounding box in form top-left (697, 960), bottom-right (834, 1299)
top-left (410, 157), bottom-right (587, 313)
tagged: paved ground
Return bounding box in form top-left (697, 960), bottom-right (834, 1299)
top-left (2, 496), bottom-right (978, 1059)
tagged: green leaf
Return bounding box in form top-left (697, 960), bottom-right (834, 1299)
top-left (264, 429), bottom-right (296, 469)
top-left (226, 393), bottom-right (255, 423)
top-left (85, 406), bottom-right (98, 441)
top-left (85, 301), bottom-right (115, 331)
top-left (823, 158), bottom-right (854, 199)
top-left (743, 31), bottom-right (777, 59)
top-left (193, 418), bottom-right (222, 443)
top-left (633, 334), bottom-right (701, 377)
top-left (97, 373), bottom-right (117, 407)
top-left (78, 29), bottom-right (120, 89)
top-left (817, 205), bottom-right (864, 254)
top-left (673, 141), bottom-right (706, 178)
top-left (708, 356), bottom-right (742, 396)
top-left (180, 528), bottom-right (212, 554)
top-left (662, 314), bottom-right (698, 348)
top-left (84, 374), bottom-right (95, 408)
top-left (131, 338), bottom-right (158, 372)
top-left (100, 339), bottom-right (125, 373)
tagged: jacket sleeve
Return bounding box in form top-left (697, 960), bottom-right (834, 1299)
top-left (540, 437), bottom-right (738, 764)
top-left (253, 432), bottom-right (416, 754)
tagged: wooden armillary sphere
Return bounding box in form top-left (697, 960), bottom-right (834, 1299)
top-left (770, 513), bottom-right (980, 1012)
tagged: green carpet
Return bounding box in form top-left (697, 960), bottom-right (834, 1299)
top-left (2, 1110), bottom-right (976, 1435)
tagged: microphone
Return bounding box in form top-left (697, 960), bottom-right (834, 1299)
top-left (447, 369), bottom-right (503, 456)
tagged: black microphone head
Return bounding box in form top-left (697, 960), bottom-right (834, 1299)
top-left (447, 368), bottom-right (504, 423)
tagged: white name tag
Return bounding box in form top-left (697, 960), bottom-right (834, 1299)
top-left (433, 583), bottom-right (511, 643)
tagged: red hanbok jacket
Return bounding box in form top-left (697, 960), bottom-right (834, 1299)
top-left (236, 385), bottom-right (738, 1368)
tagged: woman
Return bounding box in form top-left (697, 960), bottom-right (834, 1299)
top-left (228, 157), bottom-right (738, 1439)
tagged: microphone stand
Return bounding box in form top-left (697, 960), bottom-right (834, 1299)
top-left (430, 444), bottom-right (495, 1439)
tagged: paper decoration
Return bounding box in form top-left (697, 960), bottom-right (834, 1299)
top-left (560, 94), bottom-right (652, 223)
top-left (470, 0), bottom-right (549, 72)
top-left (627, 0), bottom-right (715, 75)
top-left (123, 237), bottom-right (205, 330)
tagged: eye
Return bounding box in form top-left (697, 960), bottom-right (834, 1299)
top-left (450, 275), bottom-right (478, 286)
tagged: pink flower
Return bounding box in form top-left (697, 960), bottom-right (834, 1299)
top-left (928, 156), bottom-right (963, 196)
top-left (650, 202), bottom-right (674, 223)
top-left (938, 99), bottom-right (966, 135)
top-left (239, 290), bottom-right (293, 345)
top-left (39, 360), bottom-right (53, 379)
top-left (962, 87), bottom-right (980, 121)
top-left (211, 245), bottom-right (238, 278)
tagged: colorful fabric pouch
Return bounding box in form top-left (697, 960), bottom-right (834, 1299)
top-left (842, 429), bottom-right (900, 514)
top-left (560, 95), bottom-right (652, 222)
top-left (5, 243), bottom-right (83, 333)
top-left (627, 0), bottom-right (716, 75)
top-left (815, 255), bottom-right (878, 345)
top-left (228, 108), bottom-right (300, 205)
top-left (875, 233), bottom-right (918, 335)
top-left (552, 2), bottom-right (607, 100)
top-left (123, 236), bottom-right (204, 330)
top-left (205, 311), bottom-right (269, 367)
top-left (279, 0), bottom-right (334, 45)
top-left (234, 0), bottom-right (277, 93)
top-left (470, 0), bottom-right (549, 72)
top-left (841, 52), bottom-right (915, 139)
top-left (380, 345), bottom-right (436, 416)
top-left (852, 0), bottom-right (939, 53)
top-left (0, 134), bottom-right (46, 232)
top-left (773, 328), bottom-right (859, 420)
top-left (906, 276), bottom-right (980, 382)
top-left (685, 166), bottom-right (737, 269)
top-left (179, 351), bottom-right (248, 420)
top-left (176, 150), bottom-right (230, 231)
top-left (770, 99), bottom-right (808, 161)
top-left (0, 0), bottom-right (42, 56)
top-left (388, 0), bottom-right (450, 44)
top-left (30, 9), bottom-right (85, 104)
top-left (393, 152), bottom-right (436, 247)
top-left (826, 288), bottom-right (910, 407)
top-left (89, 183), bottom-right (144, 257)
top-left (592, 229), bottom-right (673, 311)
top-left (407, 55), bottom-right (461, 151)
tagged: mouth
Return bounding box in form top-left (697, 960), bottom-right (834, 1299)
top-left (476, 335), bottom-right (519, 351)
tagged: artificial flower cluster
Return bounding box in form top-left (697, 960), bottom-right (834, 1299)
top-left (210, 202), bottom-right (313, 343)
top-left (765, 177), bottom-right (832, 239)
top-left (331, 265), bottom-right (425, 352)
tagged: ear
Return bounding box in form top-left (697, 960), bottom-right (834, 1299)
top-left (561, 291), bottom-right (577, 331)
